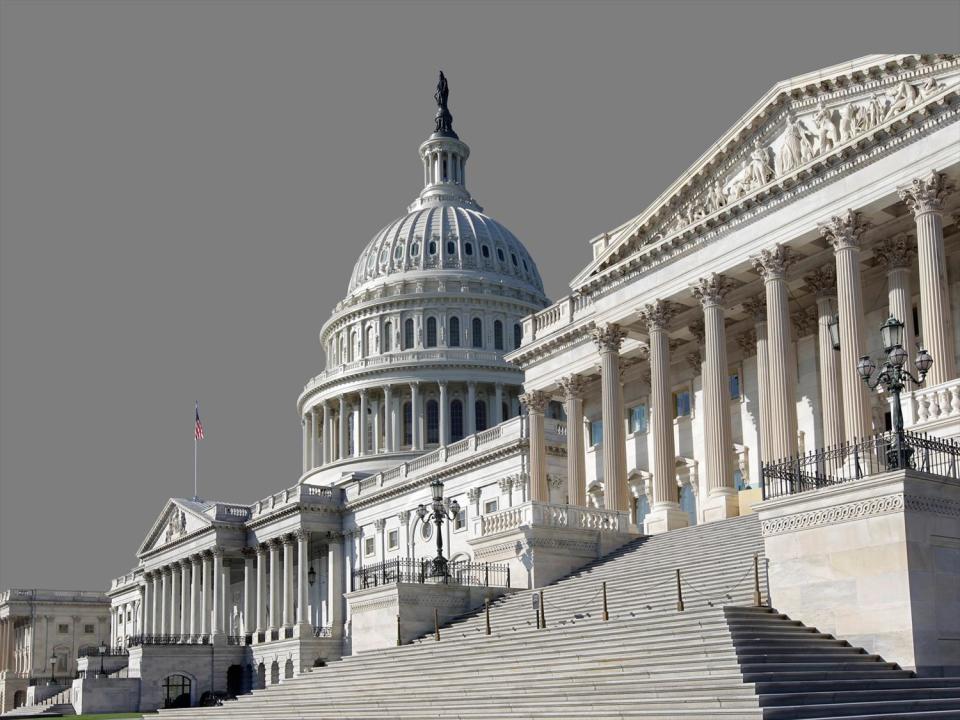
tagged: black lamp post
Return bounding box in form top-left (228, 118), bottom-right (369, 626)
top-left (49, 655), bottom-right (57, 685)
top-left (308, 565), bottom-right (317, 587)
top-left (98, 640), bottom-right (107, 678)
top-left (856, 316), bottom-right (933, 468)
top-left (416, 479), bottom-right (461, 579)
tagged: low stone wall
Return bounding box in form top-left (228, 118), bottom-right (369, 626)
top-left (25, 681), bottom-right (69, 706)
top-left (758, 469), bottom-right (960, 676)
top-left (128, 642), bottom-right (247, 711)
top-left (72, 677), bottom-right (141, 715)
top-left (77, 654), bottom-right (129, 677)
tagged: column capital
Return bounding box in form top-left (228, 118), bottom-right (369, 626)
top-left (358, 387), bottom-right (369, 399)
top-left (638, 299), bottom-right (677, 332)
top-left (466, 487), bottom-right (482, 504)
top-left (190, 554), bottom-right (203, 567)
top-left (160, 566), bottom-right (173, 577)
top-left (281, 533), bottom-right (295, 547)
top-left (898, 169), bottom-right (954, 215)
top-left (685, 350), bottom-right (702, 371)
top-left (751, 243), bottom-right (796, 281)
top-left (692, 273), bottom-right (735, 308)
top-left (591, 323), bottom-right (626, 353)
top-left (741, 295), bottom-right (766, 322)
top-left (256, 543), bottom-right (268, 556)
top-left (689, 319), bottom-right (705, 344)
top-left (791, 306), bottom-right (818, 337)
top-left (397, 510), bottom-right (411, 524)
top-left (373, 518), bottom-right (386, 531)
top-left (212, 546), bottom-right (224, 559)
top-left (819, 209), bottom-right (870, 251)
top-left (736, 330), bottom-right (757, 354)
top-left (269, 537), bottom-right (284, 549)
top-left (240, 547), bottom-right (256, 559)
top-left (519, 389), bottom-right (549, 414)
top-left (803, 265), bottom-right (837, 298)
top-left (294, 529), bottom-right (309, 542)
top-left (558, 374), bottom-right (586, 400)
top-left (873, 232), bottom-right (916, 270)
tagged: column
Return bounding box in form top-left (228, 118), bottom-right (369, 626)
top-left (322, 402), bottom-right (332, 465)
top-left (693, 274), bottom-right (739, 521)
top-left (311, 407), bottom-right (321, 468)
top-left (159, 568), bottom-right (170, 636)
top-left (753, 245), bottom-right (799, 459)
top-left (211, 548), bottom-right (224, 638)
top-left (639, 301), bottom-right (688, 533)
top-left (256, 544), bottom-right (267, 634)
top-left (190, 555), bottom-right (203, 639)
top-left (178, 562), bottom-right (190, 638)
top-left (383, 386), bottom-right (393, 452)
top-left (520, 390), bottom-right (549, 501)
top-left (327, 533), bottom-right (344, 635)
top-left (269, 539), bottom-right (282, 631)
top-left (242, 550), bottom-right (255, 636)
top-left (743, 297), bottom-right (773, 463)
top-left (900, 171), bottom-right (955, 385)
top-left (804, 267), bottom-right (844, 450)
top-left (820, 210), bottom-right (873, 441)
top-left (494, 383), bottom-right (504, 425)
top-left (372, 399), bottom-right (381, 454)
top-left (142, 574), bottom-right (153, 636)
top-left (338, 395), bottom-right (347, 460)
top-left (559, 375), bottom-right (586, 506)
top-left (358, 390), bottom-right (368, 456)
top-left (297, 531), bottom-right (310, 628)
top-left (467, 382), bottom-right (477, 436)
top-left (201, 551), bottom-right (212, 636)
top-left (282, 536), bottom-right (295, 629)
top-left (409, 382), bottom-right (421, 450)
top-left (593, 324), bottom-right (628, 512)
top-left (169, 563), bottom-right (181, 640)
top-left (301, 416), bottom-right (310, 473)
top-left (438, 382), bottom-right (449, 446)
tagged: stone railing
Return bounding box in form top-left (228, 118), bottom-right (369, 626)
top-left (249, 484), bottom-right (340, 520)
top-left (1, 589), bottom-right (108, 605)
top-left (909, 378), bottom-right (960, 434)
top-left (476, 501), bottom-right (629, 537)
top-left (523, 293), bottom-right (595, 344)
top-left (110, 572), bottom-right (141, 592)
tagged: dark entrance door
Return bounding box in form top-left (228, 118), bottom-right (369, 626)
top-left (226, 664), bottom-right (243, 697)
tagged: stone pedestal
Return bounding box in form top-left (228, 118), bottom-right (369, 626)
top-left (643, 506), bottom-right (690, 534)
top-left (701, 489), bottom-right (740, 523)
top-left (758, 469), bottom-right (960, 676)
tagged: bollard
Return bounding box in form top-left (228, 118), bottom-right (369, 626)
top-left (539, 589), bottom-right (546, 629)
top-left (753, 554), bottom-right (762, 607)
top-left (675, 569), bottom-right (684, 612)
top-left (434, 608), bottom-right (440, 642)
top-left (485, 598), bottom-right (491, 636)
top-left (396, 614), bottom-right (401, 646)
top-left (602, 581), bottom-right (609, 621)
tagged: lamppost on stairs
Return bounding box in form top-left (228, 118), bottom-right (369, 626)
top-left (416, 479), bottom-right (461, 579)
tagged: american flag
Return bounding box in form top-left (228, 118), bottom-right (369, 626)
top-left (195, 402), bottom-right (205, 441)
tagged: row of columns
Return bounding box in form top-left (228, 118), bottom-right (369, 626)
top-left (303, 382), bottom-right (517, 472)
top-left (111, 600), bottom-right (139, 647)
top-left (0, 618), bottom-right (19, 677)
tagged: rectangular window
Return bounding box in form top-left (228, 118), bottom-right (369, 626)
top-left (628, 404), bottom-right (648, 434)
top-left (673, 391), bottom-right (691, 419)
top-left (483, 499), bottom-right (499, 514)
top-left (126, 610), bottom-right (132, 622)
top-left (454, 508), bottom-right (467, 531)
top-left (387, 529), bottom-right (399, 550)
top-left (729, 371), bottom-right (741, 400)
top-left (364, 537), bottom-right (375, 557)
top-left (83, 624), bottom-right (95, 634)
top-left (590, 419), bottom-right (603, 446)
top-left (57, 624), bottom-right (69, 634)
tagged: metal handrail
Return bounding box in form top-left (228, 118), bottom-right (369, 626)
top-left (351, 558), bottom-right (510, 591)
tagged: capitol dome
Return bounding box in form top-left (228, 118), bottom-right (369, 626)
top-left (297, 72), bottom-right (550, 484)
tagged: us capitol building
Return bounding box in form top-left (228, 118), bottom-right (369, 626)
top-left (2, 55), bottom-right (959, 716)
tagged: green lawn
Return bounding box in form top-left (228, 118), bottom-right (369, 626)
top-left (71, 714), bottom-right (156, 719)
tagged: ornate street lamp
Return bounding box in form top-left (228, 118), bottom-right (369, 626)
top-left (308, 566), bottom-right (317, 587)
top-left (827, 313), bottom-right (841, 351)
top-left (49, 655), bottom-right (57, 685)
top-left (416, 479), bottom-right (461, 579)
top-left (857, 316), bottom-right (933, 468)
top-left (97, 640), bottom-right (108, 677)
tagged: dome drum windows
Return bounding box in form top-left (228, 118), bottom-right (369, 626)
top-left (404, 318), bottom-right (415, 350)
top-left (471, 317), bottom-right (483, 349)
top-left (446, 240), bottom-right (456, 255)
top-left (449, 316), bottom-right (461, 347)
top-left (426, 317), bottom-right (438, 348)
top-left (494, 320), bottom-right (504, 351)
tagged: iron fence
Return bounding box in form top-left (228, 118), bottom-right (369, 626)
top-left (77, 646), bottom-right (128, 659)
top-left (352, 558), bottom-right (510, 591)
top-left (128, 634), bottom-right (209, 646)
top-left (761, 430), bottom-right (960, 499)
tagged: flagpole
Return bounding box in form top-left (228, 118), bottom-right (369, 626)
top-left (194, 431), bottom-right (198, 501)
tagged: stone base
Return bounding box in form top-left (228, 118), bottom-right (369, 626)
top-left (0, 676), bottom-right (29, 713)
top-left (128, 642), bottom-right (247, 711)
top-left (644, 504), bottom-right (689, 535)
top-left (346, 582), bottom-right (512, 654)
top-left (702, 489), bottom-right (740, 522)
top-left (72, 677), bottom-right (141, 715)
top-left (758, 469), bottom-right (960, 676)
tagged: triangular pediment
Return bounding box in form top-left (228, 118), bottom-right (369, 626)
top-left (137, 498), bottom-right (215, 556)
top-left (570, 53), bottom-right (959, 292)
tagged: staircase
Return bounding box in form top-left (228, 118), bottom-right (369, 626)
top-left (155, 514), bottom-right (960, 719)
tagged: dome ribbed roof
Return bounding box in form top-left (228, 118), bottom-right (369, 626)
top-left (347, 204), bottom-right (544, 297)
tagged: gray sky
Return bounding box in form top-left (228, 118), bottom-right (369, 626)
top-left (2, 0), bottom-right (959, 590)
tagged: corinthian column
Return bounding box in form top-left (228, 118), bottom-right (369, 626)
top-left (322, 402), bottom-right (332, 465)
top-left (358, 389), bottom-right (368, 457)
top-left (520, 389), bottom-right (549, 502)
top-left (593, 324), bottom-right (628, 513)
top-left (189, 556), bottom-right (201, 638)
top-left (169, 562), bottom-right (181, 640)
top-left (269, 538), bottom-right (282, 631)
top-left (242, 549), bottom-right (254, 637)
top-left (438, 382), bottom-right (449, 446)
top-left (559, 375), bottom-right (586, 506)
top-left (693, 274), bottom-right (739, 521)
top-left (159, 568), bottom-right (169, 636)
top-left (820, 210), bottom-right (873, 441)
top-left (638, 301), bottom-right (688, 533)
top-left (742, 297), bottom-right (772, 463)
top-left (753, 245), bottom-right (798, 460)
top-left (282, 536), bottom-right (295, 629)
top-left (296, 531), bottom-right (310, 629)
top-left (899, 171), bottom-right (956, 386)
top-left (255, 544), bottom-right (267, 635)
top-left (804, 266), bottom-right (844, 450)
top-left (211, 548), bottom-right (224, 639)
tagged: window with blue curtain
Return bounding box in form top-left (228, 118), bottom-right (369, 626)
top-left (590, 419), bottom-right (603, 446)
top-left (383, 322), bottom-right (392, 352)
top-left (680, 484), bottom-right (697, 526)
top-left (629, 404), bottom-right (648, 434)
top-left (403, 402), bottom-right (412, 447)
top-left (514, 323), bottom-right (522, 349)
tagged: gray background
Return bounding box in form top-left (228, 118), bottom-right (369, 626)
top-left (2, 0), bottom-right (959, 590)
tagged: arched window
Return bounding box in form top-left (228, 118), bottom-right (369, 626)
top-left (383, 322), bottom-right (392, 352)
top-left (481, 245), bottom-right (490, 258)
top-left (494, 320), bottom-right (504, 350)
top-left (404, 319), bottom-right (415, 350)
top-left (426, 317), bottom-right (437, 348)
top-left (428, 240), bottom-right (437, 255)
top-left (162, 674), bottom-right (192, 709)
top-left (365, 326), bottom-right (375, 356)
top-left (426, 400), bottom-right (439, 444)
top-left (496, 248), bottom-right (505, 262)
top-left (450, 399), bottom-right (464, 441)
top-left (449, 317), bottom-right (460, 347)
top-left (513, 323), bottom-right (522, 349)
top-left (350, 331), bottom-right (358, 361)
top-left (464, 242), bottom-right (474, 256)
top-left (475, 400), bottom-right (487, 432)
top-left (403, 402), bottom-right (412, 447)
top-left (447, 240), bottom-right (456, 255)
top-left (472, 318), bottom-right (483, 348)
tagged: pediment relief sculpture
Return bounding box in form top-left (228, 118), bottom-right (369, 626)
top-left (163, 509), bottom-right (187, 545)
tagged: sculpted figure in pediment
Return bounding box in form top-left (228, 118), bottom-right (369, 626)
top-left (885, 80), bottom-right (917, 119)
top-left (919, 75), bottom-right (940, 99)
top-left (776, 115), bottom-right (814, 176)
top-left (706, 179), bottom-right (726, 212)
top-left (838, 103), bottom-right (861, 143)
top-left (745, 139), bottom-right (773, 190)
top-left (813, 102), bottom-right (837, 156)
top-left (863, 94), bottom-right (885, 130)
